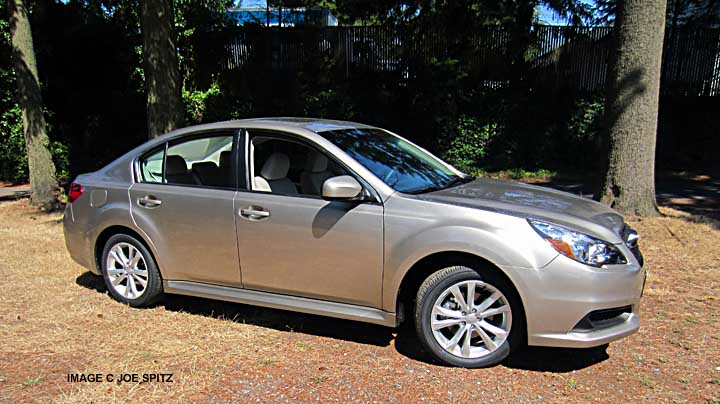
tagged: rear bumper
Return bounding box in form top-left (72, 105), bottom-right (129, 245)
top-left (504, 252), bottom-right (645, 348)
top-left (63, 204), bottom-right (97, 273)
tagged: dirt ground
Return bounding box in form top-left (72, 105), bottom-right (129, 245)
top-left (0, 198), bottom-right (719, 403)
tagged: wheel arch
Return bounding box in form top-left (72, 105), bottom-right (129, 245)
top-left (394, 251), bottom-right (527, 341)
top-left (94, 225), bottom-right (160, 277)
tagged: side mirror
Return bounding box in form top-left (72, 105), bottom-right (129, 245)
top-left (322, 175), bottom-right (363, 200)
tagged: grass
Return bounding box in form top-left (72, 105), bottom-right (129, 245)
top-left (1, 199), bottom-right (719, 403)
top-left (256, 358), bottom-right (275, 366)
top-left (24, 377), bottom-right (44, 387)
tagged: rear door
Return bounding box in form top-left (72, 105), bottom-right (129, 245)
top-left (129, 131), bottom-right (243, 286)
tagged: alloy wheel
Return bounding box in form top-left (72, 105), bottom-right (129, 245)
top-left (430, 280), bottom-right (512, 359)
top-left (105, 242), bottom-right (149, 300)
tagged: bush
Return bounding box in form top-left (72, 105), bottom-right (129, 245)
top-left (443, 115), bottom-right (499, 173)
top-left (0, 105), bottom-right (71, 183)
top-left (49, 139), bottom-right (69, 181)
top-left (567, 97), bottom-right (604, 144)
top-left (183, 81), bottom-right (221, 124)
top-left (0, 105), bottom-right (28, 183)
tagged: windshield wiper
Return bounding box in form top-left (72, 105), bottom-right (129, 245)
top-left (408, 175), bottom-right (475, 194)
top-left (442, 175), bottom-right (475, 189)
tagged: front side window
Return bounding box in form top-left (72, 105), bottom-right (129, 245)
top-left (320, 128), bottom-right (470, 194)
top-left (250, 135), bottom-right (348, 197)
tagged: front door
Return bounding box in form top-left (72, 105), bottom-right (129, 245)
top-left (130, 132), bottom-right (242, 286)
top-left (234, 132), bottom-right (384, 308)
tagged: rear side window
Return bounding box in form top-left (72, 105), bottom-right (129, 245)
top-left (138, 134), bottom-right (237, 189)
top-left (166, 135), bottom-right (234, 188)
top-left (140, 148), bottom-right (164, 183)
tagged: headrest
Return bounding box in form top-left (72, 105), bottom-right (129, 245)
top-left (306, 152), bottom-right (328, 173)
top-left (192, 161), bottom-right (218, 174)
top-left (166, 155), bottom-right (187, 175)
top-left (261, 153), bottom-right (290, 180)
top-left (219, 151), bottom-right (231, 169)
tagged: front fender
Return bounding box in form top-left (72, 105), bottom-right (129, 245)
top-left (381, 196), bottom-right (557, 312)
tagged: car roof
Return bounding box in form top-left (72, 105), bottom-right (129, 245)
top-left (166, 117), bottom-right (375, 137)
top-left (240, 117), bottom-right (374, 132)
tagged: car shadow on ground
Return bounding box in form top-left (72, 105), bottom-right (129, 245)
top-left (76, 271), bottom-right (610, 372)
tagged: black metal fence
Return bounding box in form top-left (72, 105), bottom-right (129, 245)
top-left (218, 25), bottom-right (720, 96)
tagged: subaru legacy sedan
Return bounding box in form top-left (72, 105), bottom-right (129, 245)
top-left (64, 118), bottom-right (644, 368)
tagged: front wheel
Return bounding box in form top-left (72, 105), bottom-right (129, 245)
top-left (101, 234), bottom-right (163, 307)
top-left (415, 265), bottom-right (522, 368)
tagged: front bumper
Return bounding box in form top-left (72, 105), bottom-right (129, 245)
top-left (504, 248), bottom-right (645, 348)
top-left (531, 311), bottom-right (640, 348)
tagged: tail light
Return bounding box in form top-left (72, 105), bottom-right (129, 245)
top-left (68, 183), bottom-right (84, 203)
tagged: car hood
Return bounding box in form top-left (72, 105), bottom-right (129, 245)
top-left (415, 178), bottom-right (626, 244)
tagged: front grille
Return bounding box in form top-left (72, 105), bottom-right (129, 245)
top-left (573, 306), bottom-right (633, 332)
top-left (621, 224), bottom-right (644, 266)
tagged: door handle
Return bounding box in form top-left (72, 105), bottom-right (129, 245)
top-left (240, 206), bottom-right (270, 219)
top-left (138, 195), bottom-right (162, 208)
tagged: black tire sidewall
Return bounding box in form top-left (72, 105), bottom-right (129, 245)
top-left (416, 266), bottom-right (521, 368)
top-left (101, 234), bottom-right (162, 307)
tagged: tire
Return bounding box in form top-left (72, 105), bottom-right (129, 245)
top-left (415, 265), bottom-right (523, 368)
top-left (101, 234), bottom-right (163, 307)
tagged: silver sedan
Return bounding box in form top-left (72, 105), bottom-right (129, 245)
top-left (63, 118), bottom-right (645, 368)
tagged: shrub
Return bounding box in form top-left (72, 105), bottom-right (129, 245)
top-left (443, 115), bottom-right (499, 173)
top-left (568, 97), bottom-right (604, 144)
top-left (49, 140), bottom-right (69, 181)
top-left (0, 104), bottom-right (28, 183)
top-left (183, 81), bottom-right (221, 124)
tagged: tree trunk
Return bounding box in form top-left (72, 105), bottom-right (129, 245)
top-left (142, 0), bottom-right (183, 138)
top-left (598, 0), bottom-right (666, 216)
top-left (7, 0), bottom-right (58, 208)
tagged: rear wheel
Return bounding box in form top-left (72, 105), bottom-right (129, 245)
top-left (101, 234), bottom-right (162, 307)
top-left (415, 265), bottom-right (521, 368)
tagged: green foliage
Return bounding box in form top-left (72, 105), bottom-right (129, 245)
top-left (0, 10), bottom-right (72, 183)
top-left (0, 14), bottom-right (27, 183)
top-left (0, 105), bottom-right (28, 183)
top-left (183, 81), bottom-right (221, 124)
top-left (443, 116), bottom-right (498, 173)
top-left (302, 88), bottom-right (357, 119)
top-left (466, 167), bottom-right (557, 180)
top-left (49, 140), bottom-right (69, 181)
top-left (567, 97), bottom-right (605, 143)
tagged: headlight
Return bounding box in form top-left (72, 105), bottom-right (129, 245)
top-left (528, 220), bottom-right (627, 267)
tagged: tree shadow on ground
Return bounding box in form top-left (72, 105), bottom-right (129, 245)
top-left (77, 271), bottom-right (609, 372)
top-left (528, 170), bottom-right (720, 230)
top-left (0, 190), bottom-right (30, 202)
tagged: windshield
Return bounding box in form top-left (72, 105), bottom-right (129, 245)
top-left (319, 128), bottom-right (471, 194)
